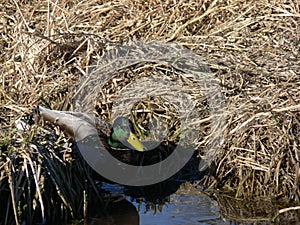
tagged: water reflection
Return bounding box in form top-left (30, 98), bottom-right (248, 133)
top-left (79, 182), bottom-right (227, 225)
top-left (73, 152), bottom-right (300, 225)
top-left (76, 151), bottom-right (226, 225)
top-left (74, 180), bottom-right (300, 225)
top-left (130, 184), bottom-right (226, 225)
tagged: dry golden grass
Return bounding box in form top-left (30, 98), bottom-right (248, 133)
top-left (0, 0), bottom-right (299, 224)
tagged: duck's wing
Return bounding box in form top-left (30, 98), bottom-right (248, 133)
top-left (38, 106), bottom-right (112, 141)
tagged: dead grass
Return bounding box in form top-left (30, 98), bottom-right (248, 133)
top-left (0, 0), bottom-right (299, 224)
top-left (214, 192), bottom-right (300, 224)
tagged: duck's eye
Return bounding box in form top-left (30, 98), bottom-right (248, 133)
top-left (131, 136), bottom-right (136, 141)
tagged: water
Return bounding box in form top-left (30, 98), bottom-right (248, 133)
top-left (134, 189), bottom-right (227, 225)
top-left (93, 182), bottom-right (229, 225)
top-left (74, 181), bottom-right (300, 225)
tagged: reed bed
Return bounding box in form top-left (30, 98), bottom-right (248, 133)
top-left (0, 0), bottom-right (299, 224)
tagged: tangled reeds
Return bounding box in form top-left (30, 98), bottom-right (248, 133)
top-left (0, 0), bottom-right (299, 224)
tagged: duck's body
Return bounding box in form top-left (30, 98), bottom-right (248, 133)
top-left (37, 106), bottom-right (144, 164)
top-left (37, 107), bottom-right (181, 165)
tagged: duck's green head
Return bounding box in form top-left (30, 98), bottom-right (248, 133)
top-left (108, 117), bottom-right (144, 152)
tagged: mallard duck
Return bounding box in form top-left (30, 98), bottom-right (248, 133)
top-left (37, 106), bottom-right (202, 185)
top-left (37, 106), bottom-right (145, 163)
top-left (37, 106), bottom-right (179, 165)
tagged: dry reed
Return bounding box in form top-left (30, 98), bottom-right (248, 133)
top-left (0, 0), bottom-right (299, 224)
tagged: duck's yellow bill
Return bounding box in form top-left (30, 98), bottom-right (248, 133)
top-left (127, 132), bottom-right (144, 152)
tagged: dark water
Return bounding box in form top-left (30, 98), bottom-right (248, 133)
top-left (74, 181), bottom-right (300, 225)
top-left (79, 182), bottom-right (229, 225)
top-left (72, 180), bottom-right (300, 225)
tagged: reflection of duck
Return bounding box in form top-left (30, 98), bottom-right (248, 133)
top-left (37, 106), bottom-right (145, 163)
top-left (124, 151), bottom-right (202, 203)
